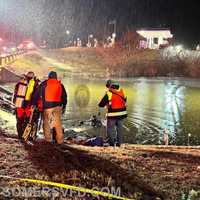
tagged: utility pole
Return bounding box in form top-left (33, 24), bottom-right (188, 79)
top-left (109, 19), bottom-right (117, 35)
top-left (108, 19), bottom-right (117, 47)
top-left (187, 133), bottom-right (191, 146)
top-left (114, 20), bottom-right (117, 35)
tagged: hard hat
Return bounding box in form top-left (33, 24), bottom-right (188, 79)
top-left (111, 81), bottom-right (119, 88)
top-left (106, 79), bottom-right (112, 88)
top-left (26, 71), bottom-right (35, 79)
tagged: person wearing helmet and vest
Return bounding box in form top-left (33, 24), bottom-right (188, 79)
top-left (13, 71), bottom-right (39, 141)
top-left (98, 80), bottom-right (127, 147)
top-left (36, 71), bottom-right (67, 145)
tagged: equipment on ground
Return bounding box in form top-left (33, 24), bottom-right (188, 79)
top-left (22, 109), bottom-right (39, 142)
top-left (0, 86), bottom-right (15, 113)
top-left (79, 114), bottom-right (102, 128)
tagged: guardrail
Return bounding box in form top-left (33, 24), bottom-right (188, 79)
top-left (0, 50), bottom-right (25, 66)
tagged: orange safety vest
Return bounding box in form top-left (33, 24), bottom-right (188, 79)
top-left (106, 88), bottom-right (127, 117)
top-left (45, 79), bottom-right (62, 102)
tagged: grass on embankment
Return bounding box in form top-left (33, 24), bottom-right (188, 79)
top-left (8, 51), bottom-right (56, 79)
top-left (44, 47), bottom-right (200, 79)
top-left (9, 48), bottom-right (108, 79)
top-left (42, 47), bottom-right (161, 78)
top-left (41, 47), bottom-right (107, 78)
top-left (42, 47), bottom-right (105, 69)
top-left (96, 47), bottom-right (200, 78)
top-left (8, 47), bottom-right (200, 80)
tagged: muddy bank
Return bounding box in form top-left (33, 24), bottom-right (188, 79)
top-left (0, 131), bottom-right (200, 199)
top-left (0, 132), bottom-right (163, 200)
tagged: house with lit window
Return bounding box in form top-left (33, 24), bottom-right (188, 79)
top-left (136, 28), bottom-right (173, 49)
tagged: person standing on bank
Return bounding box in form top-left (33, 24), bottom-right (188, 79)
top-left (98, 80), bottom-right (127, 147)
top-left (36, 71), bottom-right (67, 145)
top-left (13, 71), bottom-right (39, 141)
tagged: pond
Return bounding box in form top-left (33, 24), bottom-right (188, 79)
top-left (62, 77), bottom-right (200, 145)
top-left (2, 77), bottom-right (200, 145)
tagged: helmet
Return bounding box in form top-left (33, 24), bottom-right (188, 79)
top-left (106, 79), bottom-right (112, 88)
top-left (48, 71), bottom-right (57, 79)
top-left (26, 71), bottom-right (35, 79)
top-left (111, 82), bottom-right (119, 89)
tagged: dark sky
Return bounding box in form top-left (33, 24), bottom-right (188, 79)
top-left (0, 0), bottom-right (200, 48)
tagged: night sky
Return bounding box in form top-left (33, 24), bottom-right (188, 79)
top-left (0, 0), bottom-right (199, 48)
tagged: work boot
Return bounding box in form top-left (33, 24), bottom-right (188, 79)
top-left (52, 128), bottom-right (57, 144)
top-left (116, 143), bottom-right (121, 147)
top-left (17, 122), bottom-right (24, 140)
top-left (19, 138), bottom-right (25, 144)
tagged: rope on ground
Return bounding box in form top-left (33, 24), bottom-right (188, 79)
top-left (0, 175), bottom-right (132, 200)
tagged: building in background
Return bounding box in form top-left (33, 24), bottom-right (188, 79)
top-left (136, 28), bottom-right (173, 49)
top-left (196, 44), bottom-right (200, 51)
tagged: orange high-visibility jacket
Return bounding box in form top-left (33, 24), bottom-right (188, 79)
top-left (106, 88), bottom-right (127, 118)
top-left (45, 79), bottom-right (62, 102)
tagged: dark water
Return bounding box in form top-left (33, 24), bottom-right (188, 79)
top-left (2, 78), bottom-right (200, 145)
top-left (62, 77), bottom-right (200, 145)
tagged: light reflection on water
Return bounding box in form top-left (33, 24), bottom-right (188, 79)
top-left (2, 78), bottom-right (200, 145)
top-left (62, 78), bottom-right (200, 145)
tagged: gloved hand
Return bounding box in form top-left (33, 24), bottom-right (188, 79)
top-left (98, 108), bottom-right (102, 116)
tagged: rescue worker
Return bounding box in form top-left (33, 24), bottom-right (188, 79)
top-left (36, 71), bottom-right (67, 145)
top-left (13, 71), bottom-right (38, 141)
top-left (98, 80), bottom-right (127, 147)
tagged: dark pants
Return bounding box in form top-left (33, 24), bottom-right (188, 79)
top-left (106, 118), bottom-right (123, 146)
top-left (16, 108), bottom-right (40, 141)
top-left (16, 108), bottom-right (30, 140)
